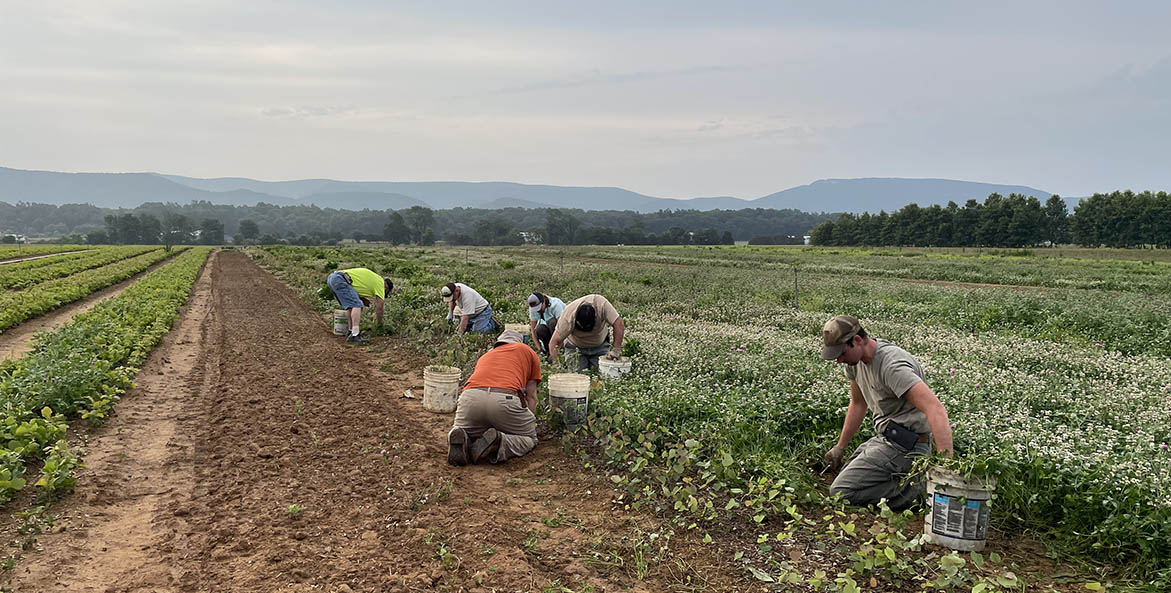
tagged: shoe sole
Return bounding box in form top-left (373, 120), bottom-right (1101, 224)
top-left (448, 428), bottom-right (469, 466)
top-left (470, 428), bottom-right (501, 464)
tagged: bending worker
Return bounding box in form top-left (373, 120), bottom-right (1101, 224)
top-left (441, 282), bottom-right (497, 334)
top-left (447, 329), bottom-right (541, 466)
top-left (326, 267), bottom-right (391, 345)
top-left (548, 294), bottom-right (624, 372)
top-left (527, 291), bottom-right (565, 355)
top-left (819, 314), bottom-right (953, 511)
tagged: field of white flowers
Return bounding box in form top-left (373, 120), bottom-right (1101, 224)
top-left (252, 244), bottom-right (1171, 585)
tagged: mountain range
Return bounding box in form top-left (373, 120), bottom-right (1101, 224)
top-left (0, 166), bottom-right (1056, 214)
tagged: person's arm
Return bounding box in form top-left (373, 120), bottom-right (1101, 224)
top-left (529, 320), bottom-right (538, 335)
top-left (458, 315), bottom-right (469, 333)
top-left (524, 380), bottom-right (538, 413)
top-left (447, 300), bottom-right (455, 322)
top-left (825, 380), bottom-right (867, 470)
top-left (836, 380), bottom-right (868, 449)
top-left (904, 382), bottom-right (954, 456)
top-left (606, 317), bottom-right (625, 358)
top-left (374, 297), bottom-right (384, 325)
top-left (548, 328), bottom-right (565, 362)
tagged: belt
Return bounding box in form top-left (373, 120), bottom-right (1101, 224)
top-left (463, 386), bottom-right (521, 397)
top-left (918, 433), bottom-right (930, 443)
top-left (338, 271), bottom-right (353, 284)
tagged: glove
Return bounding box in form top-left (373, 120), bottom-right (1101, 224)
top-left (446, 312), bottom-right (454, 323)
top-left (823, 445), bottom-right (846, 472)
top-left (604, 349), bottom-right (622, 360)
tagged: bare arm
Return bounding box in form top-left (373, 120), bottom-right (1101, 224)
top-left (610, 317), bottom-right (625, 351)
top-left (904, 382), bottom-right (953, 456)
top-left (524, 380), bottom-right (538, 413)
top-left (458, 315), bottom-right (469, 333)
top-left (529, 320), bottom-right (538, 335)
top-left (548, 328), bottom-right (565, 362)
top-left (835, 380), bottom-right (869, 450)
top-left (374, 297), bottom-right (384, 325)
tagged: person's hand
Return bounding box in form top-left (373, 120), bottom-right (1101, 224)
top-left (604, 349), bottom-right (622, 360)
top-left (823, 445), bottom-right (846, 472)
top-left (446, 312), bottom-right (454, 323)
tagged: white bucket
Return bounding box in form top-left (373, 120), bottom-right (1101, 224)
top-left (423, 365), bottom-right (462, 413)
top-left (548, 373), bottom-right (590, 428)
top-left (504, 323), bottom-right (531, 336)
top-left (598, 356), bottom-right (632, 379)
top-left (332, 310), bottom-right (349, 336)
top-left (924, 468), bottom-right (996, 551)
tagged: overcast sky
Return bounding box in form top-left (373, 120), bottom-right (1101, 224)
top-left (1, 1), bottom-right (1169, 198)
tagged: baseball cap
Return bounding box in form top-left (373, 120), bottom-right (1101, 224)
top-left (820, 315), bottom-right (861, 360)
top-left (494, 329), bottom-right (524, 346)
top-left (440, 283), bottom-right (455, 302)
top-left (527, 292), bottom-right (542, 313)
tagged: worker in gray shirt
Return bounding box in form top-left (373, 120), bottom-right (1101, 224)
top-left (819, 315), bottom-right (954, 511)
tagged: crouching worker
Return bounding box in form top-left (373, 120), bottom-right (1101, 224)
top-left (527, 291), bottom-right (565, 355)
top-left (819, 315), bottom-right (954, 511)
top-left (327, 267), bottom-right (391, 345)
top-left (548, 294), bottom-right (624, 372)
top-left (441, 282), bottom-right (497, 334)
top-left (447, 329), bottom-right (541, 466)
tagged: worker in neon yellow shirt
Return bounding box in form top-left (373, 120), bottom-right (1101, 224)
top-left (326, 267), bottom-right (392, 344)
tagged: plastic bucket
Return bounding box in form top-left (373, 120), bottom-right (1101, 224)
top-left (548, 373), bottom-right (590, 428)
top-left (332, 310), bottom-right (349, 336)
top-left (598, 356), bottom-right (632, 379)
top-left (423, 365), bottom-right (462, 413)
top-left (504, 323), bottom-right (531, 335)
top-left (924, 468), bottom-right (996, 551)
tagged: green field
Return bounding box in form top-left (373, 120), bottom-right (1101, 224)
top-left (251, 244), bottom-right (1171, 591)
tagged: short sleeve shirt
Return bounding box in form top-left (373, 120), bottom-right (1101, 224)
top-left (529, 296), bottom-right (566, 325)
top-left (455, 283), bottom-right (489, 315)
top-left (463, 343), bottom-right (542, 393)
top-left (556, 295), bottom-right (620, 348)
top-left (343, 268), bottom-right (385, 299)
top-left (844, 339), bottom-right (929, 434)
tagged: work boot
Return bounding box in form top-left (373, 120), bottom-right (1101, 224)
top-left (447, 428), bottom-right (469, 466)
top-left (346, 332), bottom-right (369, 345)
top-left (470, 428), bottom-right (502, 464)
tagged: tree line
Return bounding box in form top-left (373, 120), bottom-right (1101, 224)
top-left (810, 191), bottom-right (1169, 249)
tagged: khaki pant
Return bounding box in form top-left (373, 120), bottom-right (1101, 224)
top-left (830, 436), bottom-right (931, 511)
top-left (452, 388), bottom-right (537, 463)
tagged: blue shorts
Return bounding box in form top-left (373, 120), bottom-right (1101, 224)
top-left (328, 271), bottom-right (363, 310)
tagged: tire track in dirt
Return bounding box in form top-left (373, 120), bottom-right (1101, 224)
top-left (0, 254), bottom-right (181, 363)
top-left (6, 250), bottom-right (749, 593)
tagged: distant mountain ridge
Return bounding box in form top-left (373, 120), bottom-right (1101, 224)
top-left (0, 166), bottom-right (1056, 214)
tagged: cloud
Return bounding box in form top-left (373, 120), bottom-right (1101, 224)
top-left (260, 105), bottom-right (359, 119)
top-left (696, 118), bottom-right (724, 132)
top-left (493, 65), bottom-right (730, 94)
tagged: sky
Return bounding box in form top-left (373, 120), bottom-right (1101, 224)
top-left (1, 1), bottom-right (1169, 199)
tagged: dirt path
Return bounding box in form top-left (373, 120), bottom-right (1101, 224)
top-left (0, 250), bottom-right (89, 265)
top-left (3, 250), bottom-right (747, 593)
top-left (0, 256), bottom-right (178, 363)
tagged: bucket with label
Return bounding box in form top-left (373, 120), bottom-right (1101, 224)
top-left (548, 373), bottom-right (590, 429)
top-left (332, 310), bottom-right (349, 336)
top-left (598, 356), bottom-right (632, 379)
top-left (924, 468), bottom-right (996, 551)
top-left (423, 365), bottom-right (462, 413)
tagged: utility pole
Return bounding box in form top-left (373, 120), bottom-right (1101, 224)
top-left (793, 266), bottom-right (799, 310)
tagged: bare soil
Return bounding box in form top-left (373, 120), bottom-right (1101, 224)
top-left (0, 256), bottom-right (179, 363)
top-left (1, 250), bottom-right (751, 593)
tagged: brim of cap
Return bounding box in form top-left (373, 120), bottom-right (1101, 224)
top-left (442, 295), bottom-right (453, 302)
top-left (820, 343), bottom-right (845, 361)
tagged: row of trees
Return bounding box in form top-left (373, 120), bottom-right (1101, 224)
top-left (85, 213), bottom-right (226, 247)
top-left (811, 194), bottom-right (1071, 248)
top-left (812, 191), bottom-right (1170, 248)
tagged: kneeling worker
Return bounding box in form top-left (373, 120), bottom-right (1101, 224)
top-left (527, 291), bottom-right (565, 355)
top-left (819, 314), bottom-right (953, 511)
top-left (326, 267), bottom-right (391, 345)
top-left (447, 329), bottom-right (541, 465)
top-left (441, 282), bottom-right (497, 334)
top-left (548, 294), bottom-right (624, 372)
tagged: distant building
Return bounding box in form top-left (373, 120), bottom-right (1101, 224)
top-left (803, 235), bottom-right (811, 245)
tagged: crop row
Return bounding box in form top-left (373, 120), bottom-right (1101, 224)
top-left (251, 244), bottom-right (1171, 581)
top-left (0, 247), bottom-right (185, 333)
top-left (0, 245), bottom-right (87, 261)
top-left (0, 247), bottom-right (212, 503)
top-left (0, 245), bottom-right (161, 290)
